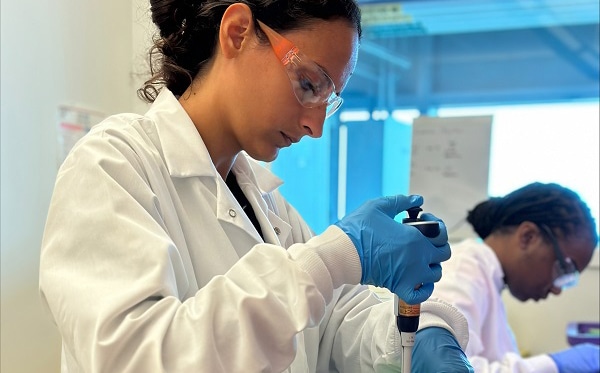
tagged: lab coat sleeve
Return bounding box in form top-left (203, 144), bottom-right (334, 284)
top-left (38, 127), bottom-right (351, 373)
top-left (289, 227), bottom-right (398, 371)
top-left (311, 287), bottom-right (470, 372)
top-left (470, 353), bottom-right (559, 373)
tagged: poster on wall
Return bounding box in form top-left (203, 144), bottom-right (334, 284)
top-left (57, 105), bottom-right (106, 166)
top-left (409, 115), bottom-right (493, 243)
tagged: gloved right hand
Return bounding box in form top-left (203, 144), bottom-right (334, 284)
top-left (334, 195), bottom-right (451, 304)
top-left (550, 343), bottom-right (600, 373)
top-left (412, 327), bottom-right (474, 372)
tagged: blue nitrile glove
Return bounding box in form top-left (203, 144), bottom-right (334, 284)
top-left (412, 327), bottom-right (474, 373)
top-left (334, 195), bottom-right (451, 305)
top-left (550, 343), bottom-right (600, 373)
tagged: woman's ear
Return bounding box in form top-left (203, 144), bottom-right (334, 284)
top-left (219, 3), bottom-right (254, 59)
top-left (517, 221), bottom-right (541, 250)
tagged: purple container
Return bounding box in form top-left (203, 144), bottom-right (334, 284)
top-left (567, 322), bottom-right (600, 346)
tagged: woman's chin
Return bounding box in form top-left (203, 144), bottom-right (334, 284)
top-left (248, 148), bottom-right (279, 163)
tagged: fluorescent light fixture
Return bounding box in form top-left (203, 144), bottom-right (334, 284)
top-left (372, 110), bottom-right (390, 121)
top-left (340, 110), bottom-right (371, 122)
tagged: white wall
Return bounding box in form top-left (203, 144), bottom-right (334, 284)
top-left (1, 0), bottom-right (151, 371)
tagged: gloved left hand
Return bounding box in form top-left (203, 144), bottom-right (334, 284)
top-left (334, 195), bottom-right (450, 305)
top-left (550, 343), bottom-right (600, 373)
top-left (412, 327), bottom-right (474, 373)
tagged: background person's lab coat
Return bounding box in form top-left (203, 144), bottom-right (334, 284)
top-left (431, 238), bottom-right (561, 372)
top-left (39, 89), bottom-right (468, 373)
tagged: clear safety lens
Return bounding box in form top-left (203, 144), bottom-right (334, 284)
top-left (552, 258), bottom-right (579, 290)
top-left (281, 49), bottom-right (343, 118)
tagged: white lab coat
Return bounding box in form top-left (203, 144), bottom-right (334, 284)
top-left (431, 238), bottom-right (559, 373)
top-left (39, 89), bottom-right (468, 373)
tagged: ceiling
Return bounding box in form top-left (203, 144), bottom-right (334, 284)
top-left (343, 0), bottom-right (600, 111)
top-left (359, 0), bottom-right (599, 37)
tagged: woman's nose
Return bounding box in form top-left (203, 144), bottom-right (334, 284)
top-left (300, 107), bottom-right (326, 138)
top-left (549, 285), bottom-right (562, 295)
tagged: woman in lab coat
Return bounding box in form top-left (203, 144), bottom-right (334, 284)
top-left (431, 182), bottom-right (599, 373)
top-left (39, 1), bottom-right (473, 372)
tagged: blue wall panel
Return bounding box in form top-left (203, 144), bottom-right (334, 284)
top-left (269, 122), bottom-right (332, 234)
top-left (343, 121), bottom-right (384, 215)
top-left (382, 118), bottom-right (412, 199)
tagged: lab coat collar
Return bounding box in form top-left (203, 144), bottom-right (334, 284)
top-left (476, 239), bottom-right (506, 293)
top-left (233, 153), bottom-right (283, 195)
top-left (146, 89), bottom-right (218, 178)
top-left (232, 154), bottom-right (291, 246)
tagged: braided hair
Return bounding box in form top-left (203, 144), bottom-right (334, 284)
top-left (466, 182), bottom-right (598, 246)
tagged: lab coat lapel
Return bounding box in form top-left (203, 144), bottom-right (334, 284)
top-left (232, 154), bottom-right (292, 246)
top-left (239, 184), bottom-right (292, 246)
top-left (266, 209), bottom-right (292, 245)
top-left (215, 177), bottom-right (264, 258)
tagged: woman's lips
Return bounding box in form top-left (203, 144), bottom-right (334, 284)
top-left (281, 132), bottom-right (299, 146)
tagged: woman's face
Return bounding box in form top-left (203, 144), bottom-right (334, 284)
top-left (506, 228), bottom-right (594, 302)
top-left (231, 18), bottom-right (359, 162)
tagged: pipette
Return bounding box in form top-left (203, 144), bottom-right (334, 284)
top-left (396, 207), bottom-right (440, 373)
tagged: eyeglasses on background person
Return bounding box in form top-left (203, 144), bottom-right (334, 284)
top-left (257, 20), bottom-right (343, 118)
top-left (538, 224), bottom-right (580, 290)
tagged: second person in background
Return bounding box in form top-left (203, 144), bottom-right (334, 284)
top-left (39, 0), bottom-right (474, 372)
top-left (431, 182), bottom-right (599, 373)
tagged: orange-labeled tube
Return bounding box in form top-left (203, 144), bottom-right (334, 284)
top-left (397, 297), bottom-right (420, 332)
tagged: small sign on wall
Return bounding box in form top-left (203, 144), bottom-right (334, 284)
top-left (57, 105), bottom-right (106, 166)
top-left (409, 115), bottom-right (493, 242)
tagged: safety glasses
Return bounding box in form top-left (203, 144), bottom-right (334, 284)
top-left (539, 224), bottom-right (580, 290)
top-left (257, 20), bottom-right (343, 118)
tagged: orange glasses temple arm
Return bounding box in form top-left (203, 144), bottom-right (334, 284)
top-left (257, 20), bottom-right (298, 63)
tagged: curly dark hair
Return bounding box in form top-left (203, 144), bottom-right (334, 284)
top-left (138, 0), bottom-right (362, 102)
top-left (466, 182), bottom-right (598, 246)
